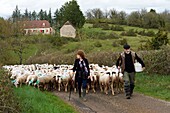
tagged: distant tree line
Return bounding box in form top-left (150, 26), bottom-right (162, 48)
top-left (11, 0), bottom-right (85, 29)
top-left (9, 2), bottom-right (170, 31)
top-left (85, 8), bottom-right (170, 31)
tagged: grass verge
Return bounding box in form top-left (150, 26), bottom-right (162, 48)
top-left (14, 86), bottom-right (78, 113)
top-left (135, 73), bottom-right (170, 101)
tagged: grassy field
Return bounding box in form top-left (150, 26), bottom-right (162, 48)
top-left (4, 23), bottom-right (168, 65)
top-left (135, 73), bottom-right (170, 101)
top-left (14, 86), bottom-right (78, 113)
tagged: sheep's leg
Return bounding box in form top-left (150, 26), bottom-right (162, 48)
top-left (86, 84), bottom-right (90, 94)
top-left (58, 83), bottom-right (61, 91)
top-left (105, 84), bottom-right (108, 95)
top-left (65, 83), bottom-right (68, 92)
top-left (99, 82), bottom-right (103, 92)
top-left (92, 83), bottom-right (96, 93)
top-left (111, 82), bottom-right (115, 95)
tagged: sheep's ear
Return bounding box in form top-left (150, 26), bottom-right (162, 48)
top-left (53, 76), bottom-right (56, 78)
top-left (57, 75), bottom-right (61, 78)
top-left (112, 72), bottom-right (116, 75)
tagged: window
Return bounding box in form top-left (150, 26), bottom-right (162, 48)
top-left (42, 23), bottom-right (45, 27)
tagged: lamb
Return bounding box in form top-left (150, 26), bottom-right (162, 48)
top-left (99, 73), bottom-right (111, 95)
top-left (14, 74), bottom-right (29, 88)
top-left (26, 74), bottom-right (38, 86)
top-left (86, 70), bottom-right (97, 93)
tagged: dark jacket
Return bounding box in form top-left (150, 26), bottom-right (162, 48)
top-left (116, 51), bottom-right (145, 73)
top-left (73, 58), bottom-right (90, 77)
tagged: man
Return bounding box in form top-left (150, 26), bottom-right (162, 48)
top-left (116, 44), bottom-right (145, 99)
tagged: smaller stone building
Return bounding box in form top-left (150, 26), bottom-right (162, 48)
top-left (60, 21), bottom-right (76, 38)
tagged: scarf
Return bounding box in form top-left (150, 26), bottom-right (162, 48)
top-left (79, 60), bottom-right (88, 73)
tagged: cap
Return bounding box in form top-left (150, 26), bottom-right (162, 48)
top-left (123, 44), bottom-right (130, 49)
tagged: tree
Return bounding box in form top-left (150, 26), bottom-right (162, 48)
top-left (38, 9), bottom-right (44, 20)
top-left (86, 9), bottom-right (94, 19)
top-left (32, 10), bottom-right (37, 20)
top-left (48, 8), bottom-right (53, 26)
top-left (0, 18), bottom-right (13, 38)
top-left (109, 9), bottom-right (119, 24)
top-left (91, 8), bottom-right (104, 19)
top-left (117, 11), bottom-right (127, 25)
top-left (12, 5), bottom-right (21, 22)
top-left (44, 11), bottom-right (48, 20)
top-left (28, 11), bottom-right (32, 20)
top-left (149, 30), bottom-right (169, 49)
top-left (142, 11), bottom-right (160, 28)
top-left (24, 9), bottom-right (29, 20)
top-left (11, 37), bottom-right (28, 64)
top-left (127, 11), bottom-right (141, 27)
top-left (56, 0), bottom-right (85, 28)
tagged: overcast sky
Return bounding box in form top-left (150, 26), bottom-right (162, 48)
top-left (0, 0), bottom-right (170, 19)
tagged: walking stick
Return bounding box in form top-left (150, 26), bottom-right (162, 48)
top-left (69, 79), bottom-right (73, 101)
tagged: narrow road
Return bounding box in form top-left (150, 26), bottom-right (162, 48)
top-left (54, 91), bottom-right (170, 113)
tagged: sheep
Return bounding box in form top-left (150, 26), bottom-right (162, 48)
top-left (99, 73), bottom-right (111, 95)
top-left (14, 74), bottom-right (29, 88)
top-left (26, 74), bottom-right (38, 86)
top-left (86, 70), bottom-right (97, 93)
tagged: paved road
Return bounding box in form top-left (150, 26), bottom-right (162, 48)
top-left (54, 91), bottom-right (170, 113)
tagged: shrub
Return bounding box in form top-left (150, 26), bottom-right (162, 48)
top-left (106, 32), bottom-right (120, 39)
top-left (139, 45), bottom-right (170, 75)
top-left (93, 23), bottom-right (110, 30)
top-left (112, 41), bottom-right (120, 47)
top-left (121, 29), bottom-right (137, 36)
top-left (149, 30), bottom-right (169, 49)
top-left (138, 30), bottom-right (155, 37)
top-left (94, 41), bottom-right (102, 47)
top-left (110, 25), bottom-right (125, 31)
top-left (0, 69), bottom-right (21, 113)
top-left (119, 38), bottom-right (128, 45)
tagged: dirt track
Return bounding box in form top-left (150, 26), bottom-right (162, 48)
top-left (54, 91), bottom-right (170, 113)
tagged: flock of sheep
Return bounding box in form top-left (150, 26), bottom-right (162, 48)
top-left (3, 63), bottom-right (124, 95)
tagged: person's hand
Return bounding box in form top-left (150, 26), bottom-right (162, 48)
top-left (142, 67), bottom-right (145, 71)
top-left (87, 76), bottom-right (90, 79)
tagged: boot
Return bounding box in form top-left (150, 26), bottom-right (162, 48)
top-left (124, 81), bottom-right (131, 99)
top-left (82, 89), bottom-right (87, 101)
top-left (130, 84), bottom-right (135, 96)
top-left (79, 88), bottom-right (81, 98)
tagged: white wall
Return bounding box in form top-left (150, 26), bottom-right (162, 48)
top-left (24, 28), bottom-right (52, 35)
top-left (60, 25), bottom-right (76, 38)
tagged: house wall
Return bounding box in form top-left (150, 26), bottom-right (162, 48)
top-left (24, 28), bottom-right (52, 35)
top-left (60, 25), bottom-right (76, 38)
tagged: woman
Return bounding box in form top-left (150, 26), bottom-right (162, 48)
top-left (73, 50), bottom-right (90, 101)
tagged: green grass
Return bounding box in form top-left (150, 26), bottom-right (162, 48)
top-left (14, 86), bottom-right (78, 113)
top-left (135, 73), bottom-right (170, 101)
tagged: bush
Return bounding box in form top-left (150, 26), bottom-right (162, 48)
top-left (0, 69), bottom-right (21, 113)
top-left (49, 36), bottom-right (79, 47)
top-left (27, 45), bottom-right (170, 75)
top-left (112, 41), bottom-right (120, 47)
top-left (121, 29), bottom-right (137, 36)
top-left (106, 32), bottom-right (120, 39)
top-left (81, 30), bottom-right (120, 40)
top-left (94, 41), bottom-right (102, 47)
top-left (119, 38), bottom-right (128, 45)
top-left (149, 30), bottom-right (169, 49)
top-left (110, 25), bottom-right (125, 31)
top-left (138, 30), bottom-right (155, 37)
top-left (93, 23), bottom-right (110, 30)
top-left (139, 45), bottom-right (170, 75)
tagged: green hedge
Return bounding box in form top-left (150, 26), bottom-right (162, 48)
top-left (27, 45), bottom-right (170, 75)
top-left (0, 69), bottom-right (21, 113)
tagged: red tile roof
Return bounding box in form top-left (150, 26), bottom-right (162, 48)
top-left (23, 20), bottom-right (50, 29)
